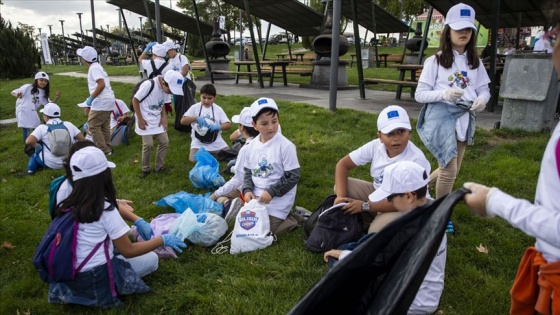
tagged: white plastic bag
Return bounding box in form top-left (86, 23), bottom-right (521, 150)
top-left (230, 200), bottom-right (275, 254)
top-left (170, 208), bottom-right (228, 247)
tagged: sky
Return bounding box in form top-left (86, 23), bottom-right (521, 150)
top-left (0, 0), bottom-right (287, 41)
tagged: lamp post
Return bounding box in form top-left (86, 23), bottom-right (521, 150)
top-left (59, 20), bottom-right (66, 62)
top-left (48, 24), bottom-right (56, 65)
top-left (76, 12), bottom-right (84, 46)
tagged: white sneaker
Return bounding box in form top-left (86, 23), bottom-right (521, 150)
top-left (295, 206), bottom-right (312, 220)
top-left (225, 197), bottom-right (243, 222)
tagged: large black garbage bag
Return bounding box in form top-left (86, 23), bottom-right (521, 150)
top-left (288, 189), bottom-right (469, 315)
top-left (174, 79), bottom-right (196, 133)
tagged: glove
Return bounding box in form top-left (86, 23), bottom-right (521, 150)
top-left (133, 218), bottom-right (154, 241)
top-left (144, 42), bottom-right (157, 53)
top-left (442, 88), bottom-right (465, 103)
top-left (471, 97), bottom-right (487, 113)
top-left (161, 234), bottom-right (187, 253)
top-left (462, 182), bottom-right (497, 218)
top-left (208, 123), bottom-right (221, 132)
top-left (196, 117), bottom-right (208, 128)
top-left (86, 96), bottom-right (94, 106)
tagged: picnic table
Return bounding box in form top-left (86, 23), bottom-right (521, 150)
top-left (223, 60), bottom-right (291, 87)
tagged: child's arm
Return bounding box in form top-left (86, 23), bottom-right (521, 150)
top-left (261, 168), bottom-right (300, 203)
top-left (334, 155), bottom-right (357, 204)
top-left (50, 91), bottom-right (61, 103)
top-left (112, 233), bottom-right (186, 258)
top-left (242, 167), bottom-right (255, 202)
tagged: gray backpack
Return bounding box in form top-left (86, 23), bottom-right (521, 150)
top-left (43, 122), bottom-right (71, 156)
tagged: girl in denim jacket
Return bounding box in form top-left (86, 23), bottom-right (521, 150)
top-left (415, 3), bottom-right (491, 199)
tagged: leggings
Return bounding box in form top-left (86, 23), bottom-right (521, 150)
top-left (429, 140), bottom-right (467, 199)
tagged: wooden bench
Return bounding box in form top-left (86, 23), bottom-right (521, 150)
top-left (212, 69), bottom-right (271, 84)
top-left (387, 54), bottom-right (403, 64)
top-left (190, 61), bottom-right (207, 71)
top-left (363, 78), bottom-right (418, 99)
top-left (285, 67), bottom-right (313, 76)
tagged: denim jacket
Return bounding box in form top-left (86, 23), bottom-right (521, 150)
top-left (416, 102), bottom-right (475, 167)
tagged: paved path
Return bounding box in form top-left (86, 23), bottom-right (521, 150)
top-left (55, 71), bottom-right (503, 130)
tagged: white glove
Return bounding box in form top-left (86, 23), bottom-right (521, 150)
top-left (471, 97), bottom-right (487, 113)
top-left (442, 88), bottom-right (465, 103)
top-left (463, 182), bottom-right (497, 218)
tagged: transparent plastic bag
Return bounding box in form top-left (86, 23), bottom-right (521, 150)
top-left (155, 191), bottom-right (223, 216)
top-left (189, 147), bottom-right (226, 190)
top-left (169, 209), bottom-right (228, 247)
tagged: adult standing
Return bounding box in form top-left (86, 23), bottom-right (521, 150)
top-left (77, 46), bottom-right (116, 156)
top-left (414, 3), bottom-right (491, 199)
top-left (463, 2), bottom-right (560, 313)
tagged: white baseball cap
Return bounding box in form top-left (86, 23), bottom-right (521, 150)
top-left (232, 107), bottom-right (253, 127)
top-left (34, 71), bottom-right (49, 80)
top-left (369, 161), bottom-right (429, 203)
top-left (163, 71), bottom-right (184, 95)
top-left (250, 97), bottom-right (279, 118)
top-left (76, 46), bottom-right (98, 63)
top-left (70, 146), bottom-right (116, 181)
top-left (40, 103), bottom-right (61, 118)
top-left (151, 43), bottom-right (169, 57)
top-left (377, 105), bottom-right (411, 134)
top-left (445, 3), bottom-right (477, 31)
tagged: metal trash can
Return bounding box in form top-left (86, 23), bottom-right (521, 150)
top-left (361, 48), bottom-right (374, 68)
top-left (499, 54), bottom-right (559, 132)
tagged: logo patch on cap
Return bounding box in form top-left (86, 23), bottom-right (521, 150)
top-left (176, 79), bottom-right (183, 84)
top-left (460, 9), bottom-right (471, 17)
top-left (387, 110), bottom-right (400, 119)
top-left (258, 99), bottom-right (268, 105)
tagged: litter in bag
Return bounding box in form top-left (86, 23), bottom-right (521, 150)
top-left (132, 213), bottom-right (181, 259)
top-left (189, 147), bottom-right (226, 190)
top-left (169, 208), bottom-right (228, 247)
top-left (155, 191), bottom-right (223, 216)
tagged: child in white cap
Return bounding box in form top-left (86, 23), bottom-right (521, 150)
top-left (415, 3), bottom-right (491, 199)
top-left (47, 144), bottom-right (186, 307)
top-left (240, 97), bottom-right (301, 234)
top-left (132, 70), bottom-right (184, 178)
top-left (11, 71), bottom-right (61, 144)
top-left (325, 161), bottom-right (446, 314)
top-left (77, 45), bottom-right (117, 156)
top-left (138, 43), bottom-right (172, 79)
top-left (210, 106), bottom-right (260, 221)
top-left (334, 105), bottom-right (431, 233)
top-left (23, 103), bottom-right (85, 175)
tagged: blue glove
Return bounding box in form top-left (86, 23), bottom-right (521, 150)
top-left (133, 218), bottom-right (153, 240)
top-left (86, 96), bottom-right (94, 106)
top-left (208, 123), bottom-right (221, 132)
top-left (161, 234), bottom-right (187, 253)
top-left (196, 117), bottom-right (208, 128)
top-left (144, 42), bottom-right (157, 53)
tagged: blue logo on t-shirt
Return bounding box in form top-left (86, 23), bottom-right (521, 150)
top-left (387, 110), bottom-right (399, 119)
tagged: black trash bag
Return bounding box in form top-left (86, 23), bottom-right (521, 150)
top-left (288, 189), bottom-right (469, 315)
top-left (174, 79), bottom-right (196, 133)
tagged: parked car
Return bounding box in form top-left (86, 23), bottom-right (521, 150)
top-left (270, 34), bottom-right (292, 44)
top-left (230, 37), bottom-right (252, 46)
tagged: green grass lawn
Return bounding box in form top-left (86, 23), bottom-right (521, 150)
top-left (0, 68), bottom-right (548, 314)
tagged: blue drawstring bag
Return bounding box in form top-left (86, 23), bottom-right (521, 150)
top-left (189, 148), bottom-right (226, 190)
top-left (155, 191), bottom-right (223, 216)
top-left (169, 209), bottom-right (228, 247)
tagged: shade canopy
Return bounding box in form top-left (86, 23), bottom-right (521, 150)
top-left (340, 0), bottom-right (411, 34)
top-left (424, 0), bottom-right (548, 28)
top-left (222, 0), bottom-right (323, 36)
top-left (106, 0), bottom-right (213, 35)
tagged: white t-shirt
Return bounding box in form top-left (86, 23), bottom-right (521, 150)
top-left (184, 102), bottom-right (230, 151)
top-left (31, 119), bottom-right (82, 169)
top-left (12, 84), bottom-right (48, 128)
top-left (168, 53), bottom-right (190, 80)
top-left (141, 57), bottom-right (171, 78)
top-left (349, 139), bottom-right (431, 190)
top-left (76, 208), bottom-right (130, 272)
top-left (133, 78), bottom-right (168, 136)
top-left (418, 51), bottom-right (491, 140)
top-left (242, 133), bottom-right (300, 219)
top-left (215, 138), bottom-right (253, 198)
top-left (87, 62), bottom-right (116, 111)
top-left (110, 99), bottom-right (131, 129)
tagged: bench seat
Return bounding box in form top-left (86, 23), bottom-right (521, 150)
top-left (363, 78), bottom-right (418, 87)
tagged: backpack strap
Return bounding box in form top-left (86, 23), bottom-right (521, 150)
top-left (112, 100), bottom-right (124, 121)
top-left (304, 209), bottom-right (321, 237)
top-left (556, 138), bottom-right (560, 178)
top-left (138, 79), bottom-right (155, 103)
top-left (156, 61), bottom-right (168, 76)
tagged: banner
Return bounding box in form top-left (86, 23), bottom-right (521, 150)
top-left (40, 33), bottom-right (52, 65)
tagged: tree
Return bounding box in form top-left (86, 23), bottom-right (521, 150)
top-left (0, 17), bottom-right (38, 79)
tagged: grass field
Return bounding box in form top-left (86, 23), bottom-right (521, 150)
top-left (0, 52), bottom-right (549, 314)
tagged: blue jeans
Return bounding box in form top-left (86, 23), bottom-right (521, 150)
top-left (27, 145), bottom-right (48, 172)
top-left (22, 128), bottom-right (31, 143)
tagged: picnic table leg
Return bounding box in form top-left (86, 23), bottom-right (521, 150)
top-left (269, 65), bottom-right (276, 87)
top-left (396, 69), bottom-right (406, 100)
top-left (235, 63), bottom-right (241, 84)
top-left (247, 65), bottom-right (252, 84)
top-left (383, 56), bottom-right (388, 68)
top-left (409, 71), bottom-right (416, 98)
top-left (282, 65), bottom-right (287, 86)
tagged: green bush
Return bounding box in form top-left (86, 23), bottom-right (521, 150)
top-left (0, 16), bottom-right (38, 79)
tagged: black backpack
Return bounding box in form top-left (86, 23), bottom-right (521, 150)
top-left (148, 59), bottom-right (168, 79)
top-left (304, 194), bottom-right (363, 252)
top-left (129, 79), bottom-right (155, 112)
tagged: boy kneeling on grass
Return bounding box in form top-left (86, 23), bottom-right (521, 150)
top-left (325, 161), bottom-right (447, 314)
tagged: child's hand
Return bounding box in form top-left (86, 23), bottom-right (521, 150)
top-left (258, 191), bottom-right (272, 204)
top-left (208, 123), bottom-right (221, 132)
top-left (244, 192), bottom-right (255, 203)
top-left (196, 117), bottom-right (208, 127)
top-left (323, 249), bottom-right (342, 262)
top-left (138, 117), bottom-right (148, 130)
top-left (16, 92), bottom-right (23, 98)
